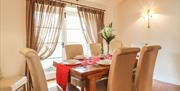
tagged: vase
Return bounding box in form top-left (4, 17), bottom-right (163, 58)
top-left (106, 42), bottom-right (110, 55)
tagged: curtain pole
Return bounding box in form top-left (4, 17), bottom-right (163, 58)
top-left (57, 0), bottom-right (105, 12)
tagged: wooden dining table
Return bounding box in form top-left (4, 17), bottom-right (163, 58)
top-left (70, 64), bottom-right (109, 91)
top-left (53, 60), bottom-right (110, 91)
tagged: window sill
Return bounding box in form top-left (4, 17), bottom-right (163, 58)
top-left (45, 70), bottom-right (56, 80)
top-left (44, 66), bottom-right (56, 80)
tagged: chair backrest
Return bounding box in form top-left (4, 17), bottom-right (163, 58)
top-left (64, 44), bottom-right (84, 59)
top-left (135, 45), bottom-right (161, 91)
top-left (110, 40), bottom-right (123, 53)
top-left (108, 48), bottom-right (140, 91)
top-left (20, 48), bottom-right (48, 91)
top-left (89, 43), bottom-right (101, 56)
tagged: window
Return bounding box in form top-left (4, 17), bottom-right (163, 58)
top-left (65, 7), bottom-right (88, 55)
top-left (40, 6), bottom-right (88, 80)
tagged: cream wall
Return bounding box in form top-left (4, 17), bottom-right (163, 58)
top-left (110, 0), bottom-right (180, 85)
top-left (0, 0), bottom-right (26, 77)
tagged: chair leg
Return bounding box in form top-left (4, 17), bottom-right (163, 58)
top-left (80, 86), bottom-right (84, 91)
top-left (23, 84), bottom-right (27, 91)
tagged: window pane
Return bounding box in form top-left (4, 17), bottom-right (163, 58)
top-left (65, 6), bottom-right (88, 55)
top-left (66, 30), bottom-right (85, 43)
top-left (66, 15), bottom-right (81, 29)
top-left (66, 29), bottom-right (88, 55)
top-left (47, 43), bottom-right (63, 59)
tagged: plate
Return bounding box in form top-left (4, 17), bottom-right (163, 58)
top-left (73, 55), bottom-right (86, 60)
top-left (97, 59), bottom-right (111, 66)
top-left (61, 59), bottom-right (81, 65)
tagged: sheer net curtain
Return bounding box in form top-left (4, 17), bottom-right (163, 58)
top-left (77, 7), bottom-right (104, 44)
top-left (26, 0), bottom-right (65, 90)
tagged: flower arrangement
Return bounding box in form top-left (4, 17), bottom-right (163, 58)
top-left (101, 23), bottom-right (115, 54)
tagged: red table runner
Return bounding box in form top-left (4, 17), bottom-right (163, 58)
top-left (56, 64), bottom-right (70, 91)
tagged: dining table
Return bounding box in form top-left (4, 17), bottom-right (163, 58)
top-left (70, 64), bottom-right (109, 91)
top-left (53, 56), bottom-right (111, 91)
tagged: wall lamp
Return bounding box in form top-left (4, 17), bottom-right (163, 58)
top-left (147, 9), bottom-right (152, 29)
top-left (142, 9), bottom-right (153, 29)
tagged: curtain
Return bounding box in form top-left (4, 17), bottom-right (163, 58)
top-left (77, 7), bottom-right (104, 43)
top-left (0, 50), bottom-right (1, 78)
top-left (26, 0), bottom-right (65, 90)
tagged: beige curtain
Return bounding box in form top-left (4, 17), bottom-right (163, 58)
top-left (77, 7), bottom-right (104, 43)
top-left (27, 0), bottom-right (65, 59)
top-left (26, 0), bottom-right (65, 90)
top-left (0, 49), bottom-right (1, 78)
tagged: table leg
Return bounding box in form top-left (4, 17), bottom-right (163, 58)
top-left (85, 78), bottom-right (96, 91)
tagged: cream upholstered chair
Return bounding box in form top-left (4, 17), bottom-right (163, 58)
top-left (64, 44), bottom-right (84, 59)
top-left (20, 48), bottom-right (59, 91)
top-left (134, 45), bottom-right (161, 91)
top-left (89, 43), bottom-right (101, 56)
top-left (20, 48), bottom-right (79, 91)
top-left (0, 76), bottom-right (27, 91)
top-left (109, 39), bottom-right (123, 54)
top-left (108, 48), bottom-right (140, 91)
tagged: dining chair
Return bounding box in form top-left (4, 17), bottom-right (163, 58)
top-left (0, 76), bottom-right (27, 91)
top-left (109, 39), bottom-right (123, 54)
top-left (64, 44), bottom-right (84, 59)
top-left (107, 48), bottom-right (140, 91)
top-left (20, 48), bottom-right (79, 91)
top-left (89, 43), bottom-right (101, 56)
top-left (134, 45), bottom-right (161, 91)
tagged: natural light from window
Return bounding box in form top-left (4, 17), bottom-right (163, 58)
top-left (39, 6), bottom-right (88, 80)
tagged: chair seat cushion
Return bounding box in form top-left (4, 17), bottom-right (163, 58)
top-left (0, 76), bottom-right (27, 91)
